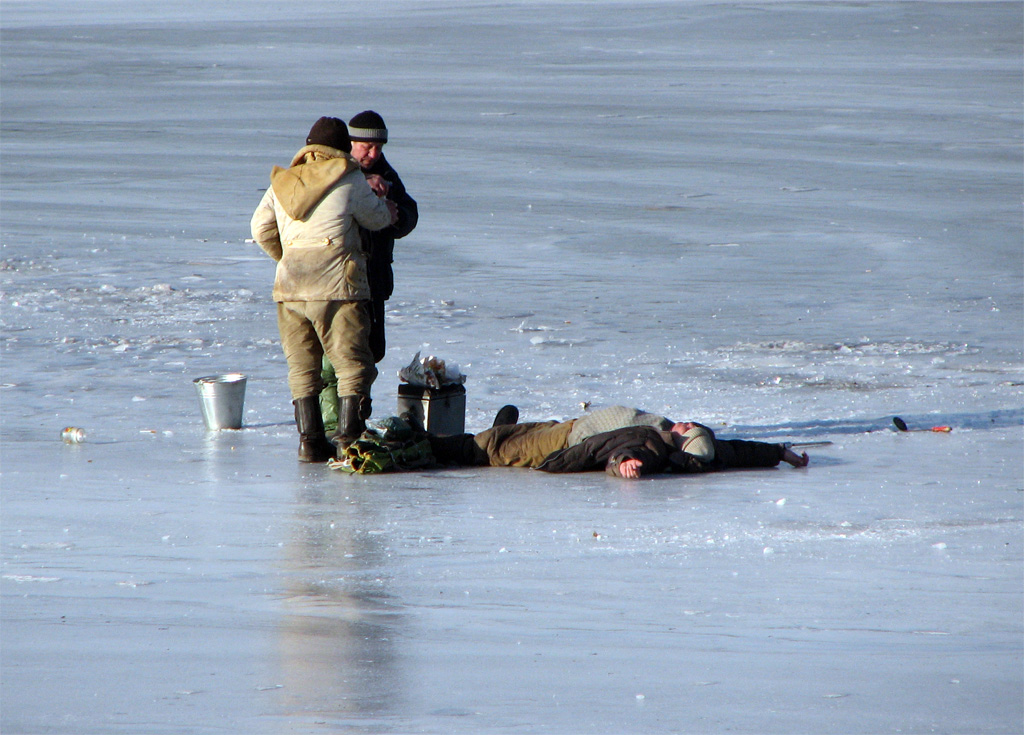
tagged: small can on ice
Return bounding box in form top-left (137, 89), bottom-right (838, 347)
top-left (61, 427), bottom-right (86, 444)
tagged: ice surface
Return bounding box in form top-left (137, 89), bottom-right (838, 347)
top-left (2, 1), bottom-right (1022, 733)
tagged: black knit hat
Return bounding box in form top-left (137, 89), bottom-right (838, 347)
top-left (348, 110), bottom-right (388, 144)
top-left (305, 116), bottom-right (351, 153)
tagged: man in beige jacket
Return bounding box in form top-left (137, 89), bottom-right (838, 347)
top-left (251, 117), bottom-right (397, 462)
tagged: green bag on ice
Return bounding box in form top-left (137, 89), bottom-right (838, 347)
top-left (329, 416), bottom-right (435, 474)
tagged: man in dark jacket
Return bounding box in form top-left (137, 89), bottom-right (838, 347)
top-left (428, 408), bottom-right (810, 479)
top-left (346, 109), bottom-right (418, 361)
top-left (320, 110), bottom-right (419, 431)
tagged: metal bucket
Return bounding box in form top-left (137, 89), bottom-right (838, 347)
top-left (193, 373), bottom-right (247, 430)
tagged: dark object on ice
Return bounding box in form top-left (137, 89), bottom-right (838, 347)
top-left (428, 432), bottom-right (486, 466)
top-left (893, 416), bottom-right (952, 433)
top-left (294, 396), bottom-right (336, 463)
top-left (397, 383), bottom-right (466, 436)
top-left (492, 405), bottom-right (519, 427)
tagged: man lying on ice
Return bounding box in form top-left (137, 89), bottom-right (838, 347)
top-left (425, 404), bottom-right (809, 479)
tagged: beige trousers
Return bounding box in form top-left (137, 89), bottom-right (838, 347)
top-left (277, 300), bottom-right (377, 400)
top-left (472, 420), bottom-right (576, 468)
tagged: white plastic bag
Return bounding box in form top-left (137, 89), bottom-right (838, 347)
top-left (398, 351), bottom-right (467, 389)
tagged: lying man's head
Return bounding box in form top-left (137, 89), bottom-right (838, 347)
top-left (670, 423), bottom-right (715, 461)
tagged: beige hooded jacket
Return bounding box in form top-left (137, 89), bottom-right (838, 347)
top-left (250, 145), bottom-right (394, 302)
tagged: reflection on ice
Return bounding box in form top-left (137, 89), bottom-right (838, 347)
top-left (276, 496), bottom-right (405, 719)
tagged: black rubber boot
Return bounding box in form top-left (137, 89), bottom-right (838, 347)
top-left (293, 396), bottom-right (336, 463)
top-left (492, 405), bottom-right (519, 427)
top-left (428, 433), bottom-right (486, 466)
top-left (333, 394), bottom-right (368, 452)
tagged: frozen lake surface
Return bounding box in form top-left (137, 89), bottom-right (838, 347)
top-left (2, 1), bottom-right (1022, 733)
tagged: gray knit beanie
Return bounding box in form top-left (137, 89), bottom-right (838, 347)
top-left (348, 110), bottom-right (388, 144)
top-left (680, 427), bottom-right (715, 462)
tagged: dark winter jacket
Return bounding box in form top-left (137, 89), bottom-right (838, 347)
top-left (360, 153), bottom-right (418, 301)
top-left (536, 426), bottom-right (675, 476)
top-left (536, 425), bottom-right (785, 478)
